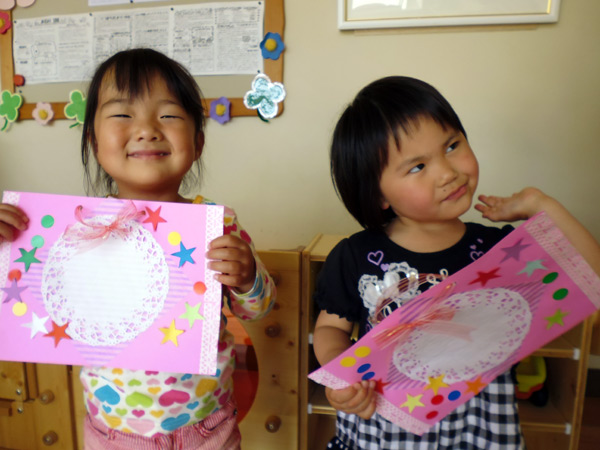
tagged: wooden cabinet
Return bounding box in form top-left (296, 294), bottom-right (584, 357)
top-left (299, 233), bottom-right (595, 450)
top-left (1, 249), bottom-right (301, 450)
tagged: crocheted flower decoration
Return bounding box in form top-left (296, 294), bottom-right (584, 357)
top-left (32, 102), bottom-right (54, 125)
top-left (209, 97), bottom-right (231, 124)
top-left (0, 0), bottom-right (36, 10)
top-left (260, 32), bottom-right (284, 60)
top-left (64, 90), bottom-right (86, 127)
top-left (0, 11), bottom-right (11, 34)
top-left (0, 90), bottom-right (23, 131)
top-left (243, 74), bottom-right (285, 120)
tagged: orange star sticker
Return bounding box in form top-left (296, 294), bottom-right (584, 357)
top-left (465, 376), bottom-right (486, 395)
top-left (143, 206), bottom-right (167, 231)
top-left (44, 321), bottom-right (72, 347)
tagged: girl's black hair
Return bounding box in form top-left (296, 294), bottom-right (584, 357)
top-left (81, 48), bottom-right (206, 196)
top-left (330, 76), bottom-right (467, 230)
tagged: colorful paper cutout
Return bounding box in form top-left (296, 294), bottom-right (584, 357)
top-left (210, 97), bottom-right (231, 124)
top-left (243, 73), bottom-right (286, 120)
top-left (260, 32), bottom-right (285, 60)
top-left (0, 191), bottom-right (225, 375)
top-left (0, 11), bottom-right (11, 34)
top-left (0, 0), bottom-right (36, 11)
top-left (64, 90), bottom-right (86, 127)
top-left (309, 213), bottom-right (600, 435)
top-left (32, 102), bottom-right (54, 125)
top-left (0, 90), bottom-right (22, 131)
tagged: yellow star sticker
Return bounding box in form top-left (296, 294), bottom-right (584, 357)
top-left (545, 308), bottom-right (569, 329)
top-left (400, 393), bottom-right (424, 413)
top-left (465, 376), bottom-right (486, 395)
top-left (160, 320), bottom-right (184, 346)
top-left (424, 374), bottom-right (449, 395)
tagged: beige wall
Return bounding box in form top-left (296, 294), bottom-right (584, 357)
top-left (0, 0), bottom-right (599, 251)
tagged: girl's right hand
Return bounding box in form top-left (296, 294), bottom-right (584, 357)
top-left (0, 204), bottom-right (28, 243)
top-left (325, 380), bottom-right (377, 420)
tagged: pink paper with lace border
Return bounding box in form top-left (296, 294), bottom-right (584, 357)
top-left (309, 212), bottom-right (600, 434)
top-left (0, 191), bottom-right (224, 375)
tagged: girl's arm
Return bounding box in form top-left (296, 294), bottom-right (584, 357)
top-left (314, 310), bottom-right (377, 419)
top-left (0, 204), bottom-right (28, 243)
top-left (475, 187), bottom-right (600, 275)
top-left (206, 208), bottom-right (275, 321)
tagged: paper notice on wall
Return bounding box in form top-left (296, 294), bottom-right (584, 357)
top-left (14, 2), bottom-right (264, 85)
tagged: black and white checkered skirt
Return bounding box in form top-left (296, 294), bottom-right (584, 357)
top-left (329, 370), bottom-right (525, 450)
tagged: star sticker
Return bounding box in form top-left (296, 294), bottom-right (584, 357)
top-left (22, 312), bottom-right (49, 338)
top-left (44, 321), bottom-right (72, 348)
top-left (500, 238), bottom-right (531, 262)
top-left (545, 308), bottom-right (569, 329)
top-left (400, 393), bottom-right (424, 413)
top-left (374, 379), bottom-right (391, 395)
top-left (424, 374), bottom-right (449, 396)
top-left (468, 267), bottom-right (501, 287)
top-left (143, 206), bottom-right (167, 231)
top-left (160, 320), bottom-right (185, 346)
top-left (14, 247), bottom-right (41, 272)
top-left (2, 279), bottom-right (27, 303)
top-left (465, 376), bottom-right (486, 395)
top-left (518, 259), bottom-right (548, 277)
top-left (179, 302), bottom-right (205, 328)
top-left (171, 242), bottom-right (196, 267)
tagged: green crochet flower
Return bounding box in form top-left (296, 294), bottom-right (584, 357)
top-left (64, 90), bottom-right (86, 127)
top-left (0, 90), bottom-right (23, 131)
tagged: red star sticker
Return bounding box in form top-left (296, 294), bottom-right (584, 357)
top-left (143, 206), bottom-right (167, 231)
top-left (44, 321), bottom-right (72, 348)
top-left (375, 379), bottom-right (391, 394)
top-left (468, 267), bottom-right (501, 287)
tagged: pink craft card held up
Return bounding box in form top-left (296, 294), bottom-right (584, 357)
top-left (309, 212), bottom-right (600, 435)
top-left (0, 191), bottom-right (224, 375)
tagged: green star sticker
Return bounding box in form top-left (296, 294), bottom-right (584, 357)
top-left (0, 90), bottom-right (23, 131)
top-left (64, 90), bottom-right (87, 127)
top-left (14, 247), bottom-right (42, 272)
top-left (545, 308), bottom-right (569, 329)
top-left (179, 301), bottom-right (205, 328)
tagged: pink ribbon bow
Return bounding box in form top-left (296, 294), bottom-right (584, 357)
top-left (373, 283), bottom-right (475, 349)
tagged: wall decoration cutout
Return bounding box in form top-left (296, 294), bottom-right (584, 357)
top-left (0, 191), bottom-right (225, 375)
top-left (243, 73), bottom-right (286, 120)
top-left (63, 90), bottom-right (86, 127)
top-left (0, 89), bottom-right (22, 130)
top-left (309, 212), bottom-right (600, 435)
top-left (260, 32), bottom-right (284, 60)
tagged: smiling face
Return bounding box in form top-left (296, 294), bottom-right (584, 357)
top-left (93, 73), bottom-right (203, 202)
top-left (379, 116), bottom-right (479, 228)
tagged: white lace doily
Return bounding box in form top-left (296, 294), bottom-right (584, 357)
top-left (41, 216), bottom-right (169, 346)
top-left (392, 288), bottom-right (531, 383)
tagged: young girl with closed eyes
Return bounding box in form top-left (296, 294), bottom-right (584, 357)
top-left (0, 48), bottom-right (276, 450)
top-left (312, 76), bottom-right (600, 450)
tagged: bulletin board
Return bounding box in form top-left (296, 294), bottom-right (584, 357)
top-left (0, 0), bottom-right (284, 120)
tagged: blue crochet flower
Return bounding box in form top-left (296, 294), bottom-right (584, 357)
top-left (260, 32), bottom-right (284, 60)
top-left (243, 74), bottom-right (286, 120)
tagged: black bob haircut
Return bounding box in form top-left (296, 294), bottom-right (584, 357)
top-left (81, 48), bottom-right (206, 196)
top-left (330, 76), bottom-right (467, 230)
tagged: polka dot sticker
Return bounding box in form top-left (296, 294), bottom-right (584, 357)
top-left (168, 232), bottom-right (182, 246)
top-left (553, 288), bottom-right (568, 300)
top-left (31, 235), bottom-right (44, 249)
top-left (426, 411), bottom-right (439, 420)
top-left (13, 302), bottom-right (27, 316)
top-left (41, 215), bottom-right (55, 228)
top-left (431, 395), bottom-right (444, 405)
top-left (194, 282), bottom-right (207, 295)
top-left (340, 357), bottom-right (357, 367)
top-left (354, 346), bottom-right (371, 358)
top-left (448, 390), bottom-right (461, 401)
top-left (361, 371), bottom-right (375, 381)
top-left (357, 363), bottom-right (371, 374)
top-left (8, 269), bottom-right (21, 281)
top-left (542, 272), bottom-right (558, 284)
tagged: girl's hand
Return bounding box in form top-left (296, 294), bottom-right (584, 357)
top-left (206, 234), bottom-right (256, 294)
top-left (325, 381), bottom-right (377, 420)
top-left (475, 187), bottom-right (546, 222)
top-left (0, 204), bottom-right (29, 243)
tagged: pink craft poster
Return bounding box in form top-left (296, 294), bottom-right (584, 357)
top-left (309, 212), bottom-right (600, 435)
top-left (0, 191), bottom-right (224, 375)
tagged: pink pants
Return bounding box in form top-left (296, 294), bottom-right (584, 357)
top-left (84, 400), bottom-right (241, 450)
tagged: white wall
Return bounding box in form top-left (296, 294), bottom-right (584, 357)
top-left (1, 0), bottom-right (599, 251)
